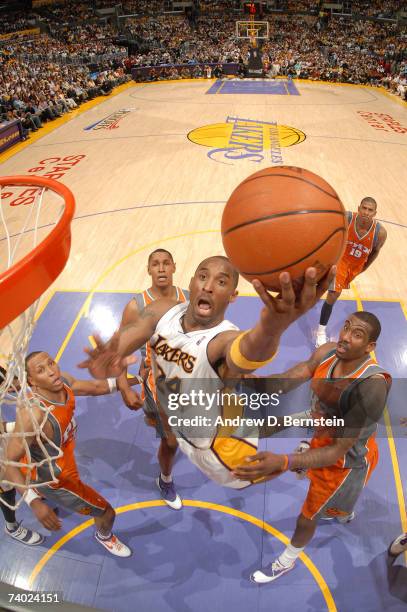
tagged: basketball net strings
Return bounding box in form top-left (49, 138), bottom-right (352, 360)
top-left (0, 186), bottom-right (64, 510)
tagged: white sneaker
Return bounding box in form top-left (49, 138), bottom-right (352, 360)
top-left (5, 522), bottom-right (45, 546)
top-left (315, 329), bottom-right (327, 348)
top-left (156, 476), bottom-right (183, 510)
top-left (251, 559), bottom-right (295, 583)
top-left (95, 532), bottom-right (132, 557)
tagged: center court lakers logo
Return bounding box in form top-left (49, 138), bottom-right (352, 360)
top-left (188, 116), bottom-right (306, 165)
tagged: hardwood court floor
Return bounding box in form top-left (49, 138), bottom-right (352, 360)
top-left (1, 78), bottom-right (406, 303)
top-left (0, 79), bottom-right (406, 612)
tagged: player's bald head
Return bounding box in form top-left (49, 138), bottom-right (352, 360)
top-left (196, 256), bottom-right (239, 288)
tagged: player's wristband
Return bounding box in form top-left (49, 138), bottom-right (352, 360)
top-left (281, 455), bottom-right (289, 472)
top-left (5, 422), bottom-right (15, 433)
top-left (107, 378), bottom-right (117, 393)
top-left (24, 488), bottom-right (41, 507)
top-left (229, 331), bottom-right (276, 370)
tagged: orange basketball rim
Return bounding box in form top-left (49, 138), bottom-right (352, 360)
top-left (0, 176), bottom-right (75, 328)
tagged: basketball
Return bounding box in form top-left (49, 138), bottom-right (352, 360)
top-left (221, 166), bottom-right (347, 291)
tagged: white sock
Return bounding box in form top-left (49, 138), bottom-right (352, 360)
top-left (318, 324), bottom-right (327, 334)
top-left (160, 473), bottom-right (172, 483)
top-left (96, 530), bottom-right (112, 540)
top-left (278, 543), bottom-right (304, 567)
top-left (6, 521), bottom-right (18, 531)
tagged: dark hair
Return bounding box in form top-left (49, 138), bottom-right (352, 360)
top-left (25, 351), bottom-right (44, 373)
top-left (352, 311), bottom-right (381, 342)
top-left (197, 256), bottom-right (239, 288)
top-left (148, 249), bottom-right (174, 265)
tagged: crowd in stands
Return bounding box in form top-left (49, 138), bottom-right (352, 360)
top-left (0, 10), bottom-right (37, 35)
top-left (273, 0), bottom-right (403, 18)
top-left (0, 0), bottom-right (406, 140)
top-left (261, 17), bottom-right (406, 86)
top-left (284, 1), bottom-right (320, 13)
top-left (128, 11), bottom-right (406, 100)
top-left (351, 1), bottom-right (404, 18)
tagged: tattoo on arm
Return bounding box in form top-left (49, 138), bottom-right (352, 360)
top-left (139, 306), bottom-right (155, 320)
top-left (290, 438), bottom-right (354, 470)
top-left (265, 355), bottom-right (318, 394)
top-left (120, 308), bottom-right (154, 334)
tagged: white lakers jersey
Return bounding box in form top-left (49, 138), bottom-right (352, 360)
top-left (150, 302), bottom-right (238, 449)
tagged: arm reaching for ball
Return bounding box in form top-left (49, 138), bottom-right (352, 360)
top-left (209, 266), bottom-right (336, 377)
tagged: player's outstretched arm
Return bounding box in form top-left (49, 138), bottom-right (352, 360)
top-left (220, 266), bottom-right (335, 376)
top-left (61, 371), bottom-right (142, 398)
top-left (78, 299), bottom-right (175, 379)
top-left (259, 341), bottom-right (337, 394)
top-left (233, 374), bottom-right (389, 481)
top-left (5, 408), bottom-right (61, 531)
top-left (117, 298), bottom-right (146, 410)
top-left (232, 437), bottom-right (358, 481)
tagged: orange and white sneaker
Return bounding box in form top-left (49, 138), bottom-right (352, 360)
top-left (95, 532), bottom-right (132, 557)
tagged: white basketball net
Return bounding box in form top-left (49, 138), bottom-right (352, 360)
top-left (0, 183), bottom-right (65, 509)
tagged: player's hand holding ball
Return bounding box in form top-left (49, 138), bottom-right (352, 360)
top-left (253, 266), bottom-right (335, 335)
top-left (222, 165), bottom-right (346, 331)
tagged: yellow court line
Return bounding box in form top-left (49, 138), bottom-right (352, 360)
top-left (217, 80), bottom-right (227, 94)
top-left (0, 81), bottom-right (137, 164)
top-left (81, 229), bottom-right (218, 316)
top-left (1, 76), bottom-right (404, 166)
top-left (141, 77), bottom-right (216, 86)
top-left (396, 301), bottom-right (407, 564)
top-left (54, 298), bottom-right (89, 364)
top-left (28, 499), bottom-right (336, 611)
top-left (375, 87), bottom-right (407, 108)
top-left (350, 282), bottom-right (363, 311)
top-left (88, 336), bottom-right (97, 349)
top-left (0, 291), bottom-right (55, 364)
top-left (53, 229), bottom-right (218, 364)
top-left (35, 290), bottom-right (56, 322)
top-left (137, 75), bottom-right (406, 108)
top-left (48, 288), bottom-right (405, 304)
top-left (356, 296), bottom-right (407, 565)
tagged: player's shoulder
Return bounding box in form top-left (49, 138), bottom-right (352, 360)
top-left (179, 287), bottom-right (190, 300)
top-left (123, 296), bottom-right (141, 317)
top-left (312, 341), bottom-right (337, 365)
top-left (377, 222), bottom-right (387, 239)
top-left (146, 297), bottom-right (180, 320)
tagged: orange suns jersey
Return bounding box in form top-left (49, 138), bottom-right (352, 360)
top-left (30, 381), bottom-right (78, 484)
top-left (134, 287), bottom-right (189, 401)
top-left (342, 212), bottom-right (381, 270)
top-left (310, 350), bottom-right (391, 469)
